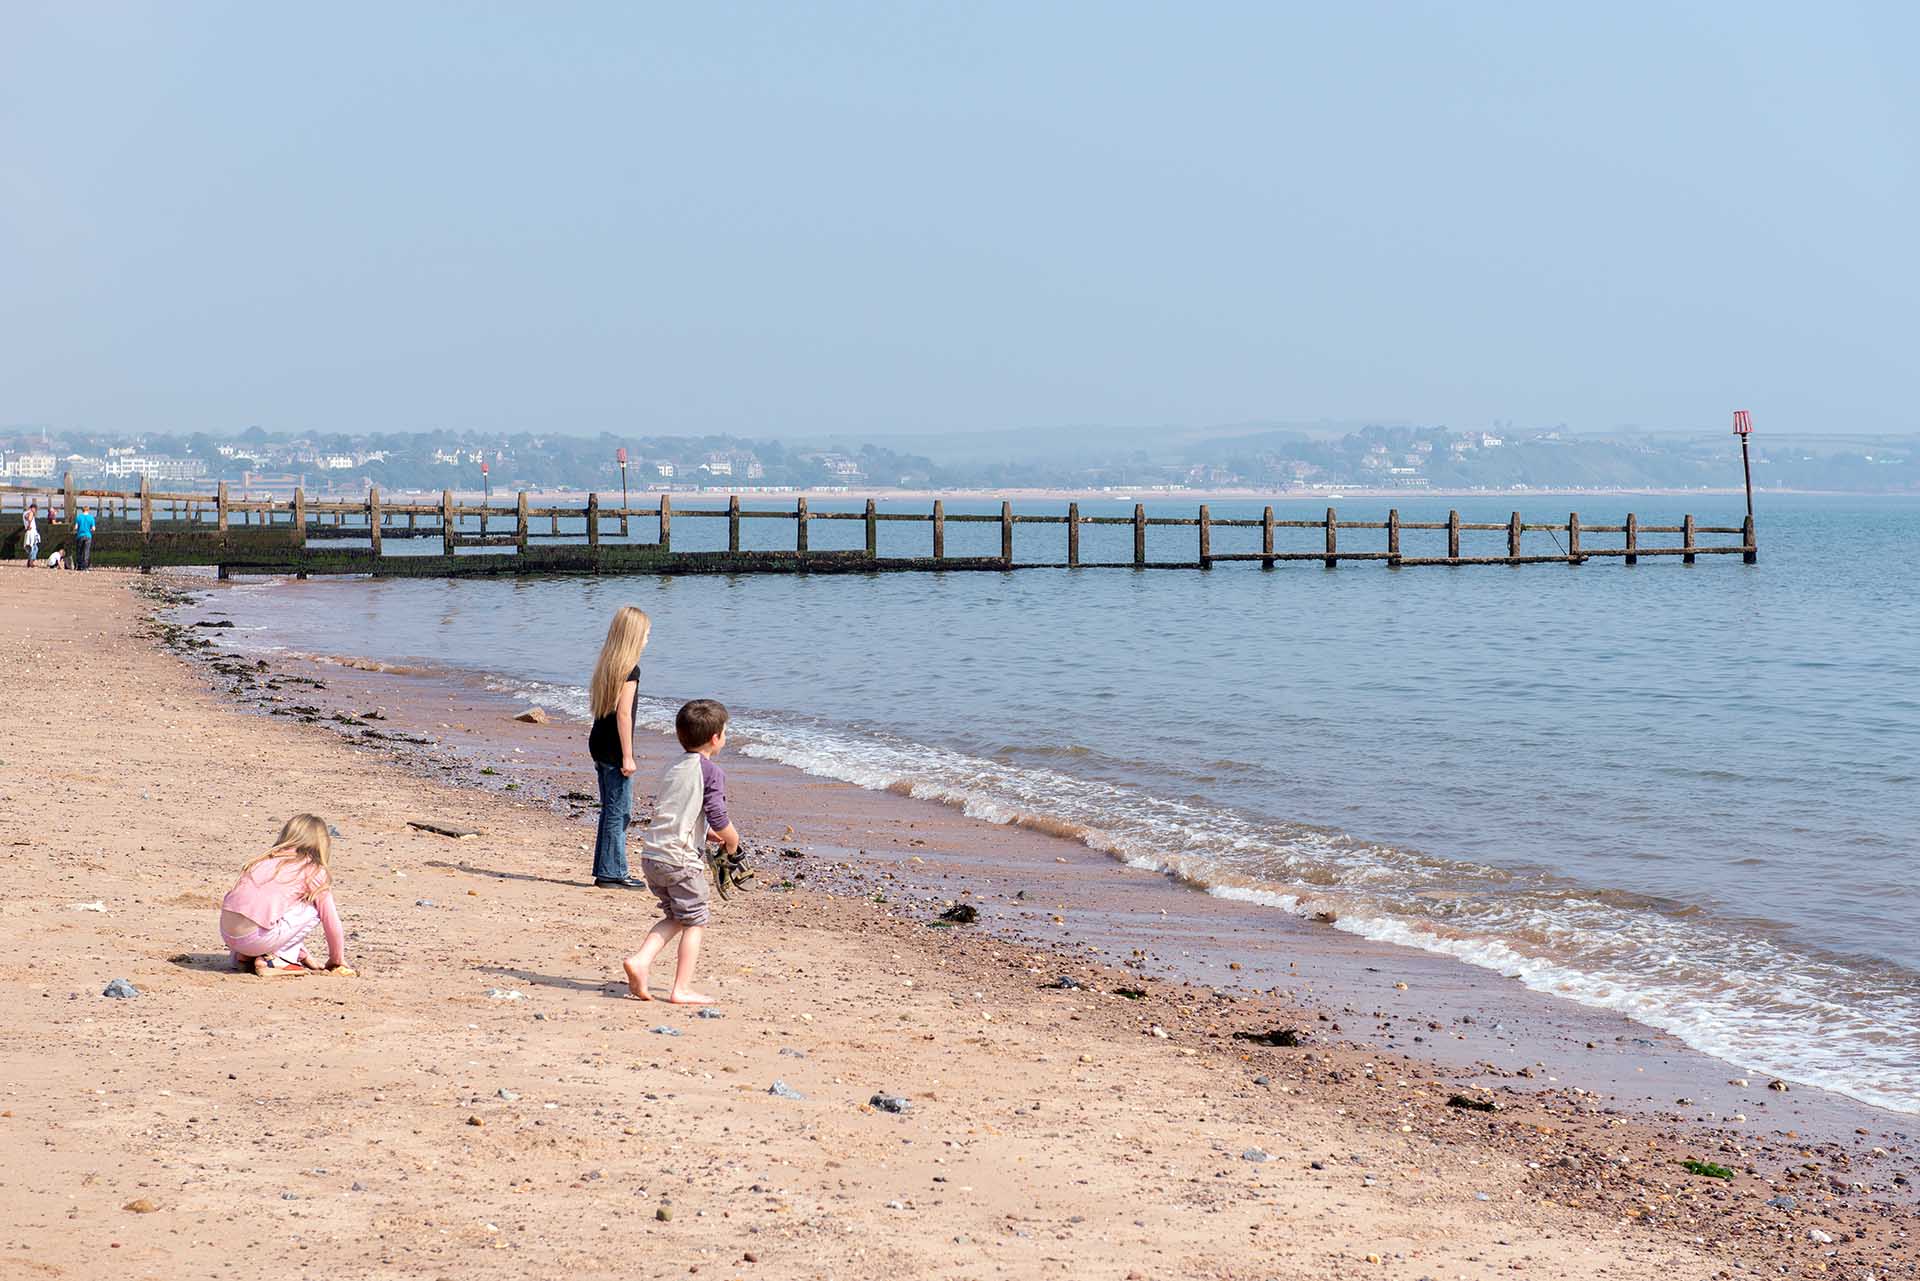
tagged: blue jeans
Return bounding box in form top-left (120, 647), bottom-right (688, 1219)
top-left (593, 761), bottom-right (633, 882)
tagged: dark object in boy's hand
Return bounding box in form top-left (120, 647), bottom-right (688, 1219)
top-left (706, 843), bottom-right (755, 900)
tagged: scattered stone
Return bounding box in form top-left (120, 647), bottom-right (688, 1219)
top-left (351, 1181), bottom-right (366, 1192)
top-left (1765, 1195), bottom-right (1797, 1210)
top-left (514, 707), bottom-right (549, 724)
top-left (938, 904), bottom-right (979, 925)
top-left (466, 1116), bottom-right (484, 1127)
top-left (1112, 987), bottom-right (1147, 1000)
top-left (651, 1025), bottom-right (680, 1036)
top-left (1252, 1075), bottom-right (1271, 1087)
top-left (869, 1094), bottom-right (910, 1114)
top-left (1043, 976), bottom-right (1084, 990)
top-left (778, 1048), bottom-right (807, 1059)
top-left (485, 988), bottom-right (523, 1001)
top-left (415, 899), bottom-right (436, 908)
top-left (407, 819), bottom-right (480, 839)
top-left (885, 1199), bottom-right (907, 1210)
top-left (1241, 1148), bottom-right (1270, 1163)
top-left (768, 1081), bottom-right (806, 1101)
top-left (696, 1008), bottom-right (724, 1019)
top-left (496, 1088), bottom-right (520, 1101)
top-left (1149, 1026), bottom-right (1169, 1039)
top-left (122, 1199), bottom-right (159, 1214)
top-left (1232, 1028), bottom-right (1305, 1047)
top-left (101, 978), bottom-right (139, 999)
top-left (742, 1251), bottom-right (758, 1263)
top-left (1768, 1079), bottom-right (1790, 1092)
top-left (1808, 1228), bottom-right (1833, 1245)
top-left (1446, 1094), bottom-right (1498, 1112)
top-left (71, 901), bottom-right (107, 913)
top-left (656, 1205), bottom-right (673, 1221)
top-left (1473, 1192), bottom-right (1490, 1202)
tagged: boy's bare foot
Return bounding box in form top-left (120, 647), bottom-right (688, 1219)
top-left (622, 958), bottom-right (652, 1000)
top-left (666, 989), bottom-right (715, 1005)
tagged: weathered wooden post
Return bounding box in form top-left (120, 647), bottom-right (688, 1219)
top-left (368, 486), bottom-right (383, 559)
top-left (441, 489), bottom-right (455, 558)
top-left (1387, 509), bottom-right (1401, 567)
top-left (1067, 502), bottom-right (1080, 567)
top-left (1683, 514), bottom-right (1697, 565)
top-left (516, 491), bottom-right (530, 557)
top-left (138, 476), bottom-right (152, 574)
top-left (1447, 509), bottom-right (1460, 560)
top-left (931, 500), bottom-right (944, 560)
top-left (728, 494), bottom-right (741, 555)
top-left (1000, 500), bottom-right (1014, 563)
top-left (1133, 503), bottom-right (1146, 567)
top-left (659, 494), bottom-right (672, 553)
top-left (796, 497), bottom-right (809, 557)
top-left (1262, 505), bottom-right (1274, 568)
top-left (587, 493), bottom-right (601, 552)
top-left (1198, 504), bottom-right (1211, 567)
top-left (1507, 511), bottom-right (1522, 560)
top-left (865, 499), bottom-right (879, 560)
top-left (1742, 514), bottom-right (1757, 564)
top-left (1625, 513), bottom-right (1638, 565)
top-left (1323, 507), bottom-right (1338, 568)
top-left (293, 488), bottom-right (307, 579)
top-left (1567, 512), bottom-right (1581, 561)
top-left (63, 471), bottom-right (76, 524)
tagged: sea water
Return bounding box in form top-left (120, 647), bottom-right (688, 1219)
top-left (206, 493), bottom-right (1920, 1113)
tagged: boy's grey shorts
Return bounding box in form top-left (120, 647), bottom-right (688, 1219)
top-left (641, 860), bottom-right (711, 926)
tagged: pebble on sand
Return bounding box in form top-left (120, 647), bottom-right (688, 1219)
top-left (102, 978), bottom-right (139, 999)
top-left (768, 1080), bottom-right (806, 1100)
top-left (122, 1199), bottom-right (159, 1214)
top-left (869, 1094), bottom-right (911, 1114)
top-left (514, 707), bottom-right (549, 724)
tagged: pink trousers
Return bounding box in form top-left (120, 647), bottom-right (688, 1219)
top-left (222, 901), bottom-right (320, 964)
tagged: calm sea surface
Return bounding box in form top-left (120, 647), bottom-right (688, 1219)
top-left (206, 494), bottom-right (1920, 1112)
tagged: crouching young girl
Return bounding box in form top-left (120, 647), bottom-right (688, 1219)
top-left (220, 814), bottom-right (354, 976)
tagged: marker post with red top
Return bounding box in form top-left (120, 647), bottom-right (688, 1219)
top-left (480, 457), bottom-right (490, 538)
top-left (617, 447), bottom-right (630, 538)
top-left (1733, 410), bottom-right (1756, 563)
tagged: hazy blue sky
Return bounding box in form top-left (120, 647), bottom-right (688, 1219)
top-left (2, 2), bottom-right (1913, 439)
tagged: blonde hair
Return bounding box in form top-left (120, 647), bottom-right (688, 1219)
top-left (590, 606), bottom-right (652, 718)
top-left (241, 814), bottom-right (333, 901)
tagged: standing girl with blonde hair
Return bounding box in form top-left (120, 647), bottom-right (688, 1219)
top-left (219, 814), bottom-right (353, 976)
top-left (587, 605), bottom-right (652, 887)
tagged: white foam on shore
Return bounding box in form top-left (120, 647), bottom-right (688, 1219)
top-left (659, 693), bottom-right (1920, 1117)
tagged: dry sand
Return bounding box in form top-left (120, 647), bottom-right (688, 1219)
top-left (0, 565), bottom-right (1911, 1280)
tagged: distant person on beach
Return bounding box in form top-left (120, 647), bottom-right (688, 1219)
top-left (20, 502), bottom-right (39, 566)
top-left (622, 699), bottom-right (738, 1005)
top-left (218, 814), bottom-right (355, 976)
top-left (587, 605), bottom-right (652, 888)
top-left (73, 503), bottom-right (96, 570)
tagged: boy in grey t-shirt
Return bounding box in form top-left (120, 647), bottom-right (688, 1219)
top-left (622, 699), bottom-right (738, 1005)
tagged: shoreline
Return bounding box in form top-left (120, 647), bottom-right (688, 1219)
top-left (177, 581), bottom-right (1920, 1137)
top-left (2, 565), bottom-right (1914, 1279)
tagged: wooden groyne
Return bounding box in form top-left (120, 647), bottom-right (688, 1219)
top-left (1, 474), bottom-right (1757, 577)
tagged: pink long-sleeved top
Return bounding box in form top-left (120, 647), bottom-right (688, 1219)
top-left (222, 856), bottom-right (345, 961)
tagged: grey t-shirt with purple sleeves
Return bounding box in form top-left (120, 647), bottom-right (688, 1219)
top-left (640, 752), bottom-right (729, 871)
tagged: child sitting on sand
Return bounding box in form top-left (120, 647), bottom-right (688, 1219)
top-left (623, 699), bottom-right (738, 1005)
top-left (220, 814), bottom-right (355, 976)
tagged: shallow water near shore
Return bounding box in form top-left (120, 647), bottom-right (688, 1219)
top-left (202, 493), bottom-right (1920, 1113)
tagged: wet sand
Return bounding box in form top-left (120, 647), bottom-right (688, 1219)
top-left (1, 565), bottom-right (1913, 1280)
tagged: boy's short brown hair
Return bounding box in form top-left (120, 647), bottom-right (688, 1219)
top-left (675, 699), bottom-right (729, 751)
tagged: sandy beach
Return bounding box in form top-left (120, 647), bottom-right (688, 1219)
top-left (1, 566), bottom-right (1914, 1280)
